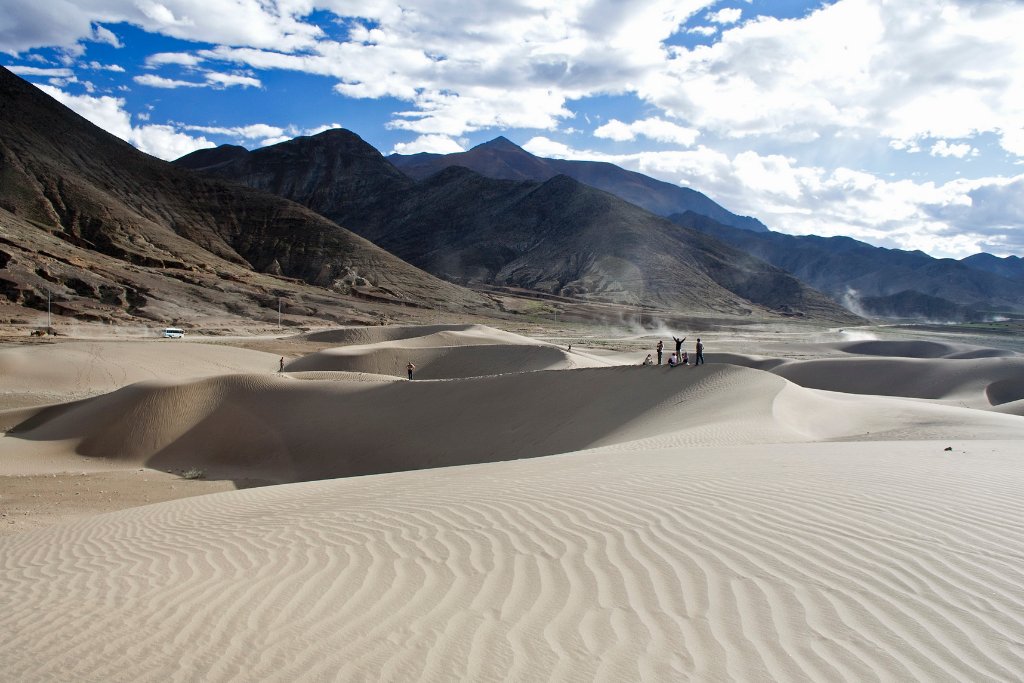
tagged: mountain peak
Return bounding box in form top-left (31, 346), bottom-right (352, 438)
top-left (476, 136), bottom-right (525, 153)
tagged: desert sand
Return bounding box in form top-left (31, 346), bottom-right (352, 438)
top-left (1, 324), bottom-right (1023, 681)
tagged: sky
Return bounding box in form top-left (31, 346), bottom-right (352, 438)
top-left (2, 0), bottom-right (1023, 259)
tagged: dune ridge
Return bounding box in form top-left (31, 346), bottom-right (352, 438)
top-left (6, 362), bottom-right (1023, 482)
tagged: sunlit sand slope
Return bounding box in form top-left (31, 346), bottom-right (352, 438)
top-left (7, 364), bottom-right (1022, 481)
top-left (288, 326), bottom-right (613, 378)
top-left (0, 340), bottom-right (280, 411)
top-left (1, 441), bottom-right (1022, 682)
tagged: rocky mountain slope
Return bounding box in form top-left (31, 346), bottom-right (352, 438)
top-left (177, 132), bottom-right (858, 321)
top-left (387, 137), bottom-right (768, 233)
top-left (0, 67), bottom-right (488, 326)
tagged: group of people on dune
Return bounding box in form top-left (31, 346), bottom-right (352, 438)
top-left (644, 335), bottom-right (704, 367)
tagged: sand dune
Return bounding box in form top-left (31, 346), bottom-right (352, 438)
top-left (2, 440), bottom-right (1023, 682)
top-left (6, 362), bottom-right (1023, 482)
top-left (771, 356), bottom-right (1024, 408)
top-left (288, 326), bottom-right (612, 378)
top-left (2, 325), bottom-right (1023, 681)
top-left (301, 323), bottom-right (528, 346)
top-left (832, 339), bottom-right (1016, 358)
top-left (0, 340), bottom-right (280, 411)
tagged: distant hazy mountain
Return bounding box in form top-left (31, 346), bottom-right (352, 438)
top-left (0, 67), bottom-right (486, 325)
top-left (961, 253), bottom-right (1024, 282)
top-left (388, 137), bottom-right (769, 233)
top-left (672, 211), bottom-right (1024, 318)
top-left (176, 133), bottom-right (857, 321)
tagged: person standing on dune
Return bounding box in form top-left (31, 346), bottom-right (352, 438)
top-left (279, 357), bottom-right (285, 372)
top-left (656, 340), bottom-right (663, 365)
top-left (695, 338), bottom-right (705, 365)
top-left (407, 361), bottom-right (416, 380)
top-left (673, 335), bottom-right (686, 360)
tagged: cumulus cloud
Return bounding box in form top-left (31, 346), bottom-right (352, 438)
top-left (5, 65), bottom-right (74, 77)
top-left (706, 8), bottom-right (742, 25)
top-left (134, 70), bottom-right (260, 89)
top-left (184, 123), bottom-right (286, 139)
top-left (37, 84), bottom-right (214, 160)
top-left (594, 117), bottom-right (699, 145)
top-left (87, 61), bottom-right (125, 72)
top-left (0, 0), bottom-right (323, 55)
top-left (303, 123), bottom-right (344, 137)
top-left (91, 24), bottom-right (121, 48)
top-left (391, 134), bottom-right (465, 155)
top-left (190, 0), bottom-right (718, 136)
top-left (930, 140), bottom-right (977, 159)
top-left (145, 52), bottom-right (205, 68)
top-left (645, 0), bottom-right (1024, 156)
top-left (134, 74), bottom-right (204, 89)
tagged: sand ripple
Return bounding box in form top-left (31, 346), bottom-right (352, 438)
top-left (2, 442), bottom-right (1023, 682)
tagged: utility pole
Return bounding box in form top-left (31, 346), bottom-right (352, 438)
top-left (47, 288), bottom-right (51, 330)
top-left (277, 297), bottom-right (281, 329)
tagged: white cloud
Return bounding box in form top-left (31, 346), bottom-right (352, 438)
top-left (930, 140), bottom-right (977, 159)
top-left (204, 71), bottom-right (260, 88)
top-left (522, 136), bottom-right (578, 159)
top-left (594, 117), bottom-right (699, 145)
top-left (391, 134), bottom-right (465, 155)
top-left (130, 124), bottom-right (216, 160)
top-left (686, 26), bottom-right (718, 36)
top-left (91, 24), bottom-right (121, 48)
top-left (6, 65), bottom-right (74, 77)
top-left (87, 61), bottom-right (125, 72)
top-left (134, 74), bottom-right (204, 89)
top-left (145, 52), bottom-right (205, 68)
top-left (194, 0), bottom-right (718, 136)
top-left (707, 8), bottom-right (742, 25)
top-left (999, 127), bottom-right (1024, 157)
top-left (183, 123), bottom-right (286, 139)
top-left (37, 84), bottom-right (214, 160)
top-left (645, 0), bottom-right (1024, 154)
top-left (0, 0), bottom-right (323, 55)
top-left (303, 123), bottom-right (344, 136)
top-left (134, 70), bottom-right (261, 89)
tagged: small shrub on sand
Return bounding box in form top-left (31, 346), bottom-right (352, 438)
top-left (182, 467), bottom-right (205, 480)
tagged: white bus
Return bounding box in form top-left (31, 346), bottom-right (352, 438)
top-left (162, 327), bottom-right (185, 338)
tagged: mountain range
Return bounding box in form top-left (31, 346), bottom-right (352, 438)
top-left (670, 212), bottom-right (1024, 319)
top-left (184, 131), bottom-right (1024, 321)
top-left (176, 130), bottom-right (854, 320)
top-left (385, 137), bottom-right (1024, 320)
top-left (387, 137), bottom-right (770, 234)
top-left (0, 66), bottom-right (489, 327)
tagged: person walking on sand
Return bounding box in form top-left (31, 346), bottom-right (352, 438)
top-left (656, 340), bottom-right (664, 365)
top-left (279, 357), bottom-right (285, 372)
top-left (695, 338), bottom-right (705, 365)
top-left (407, 361), bottom-right (416, 380)
top-left (673, 335), bottom-right (686, 359)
